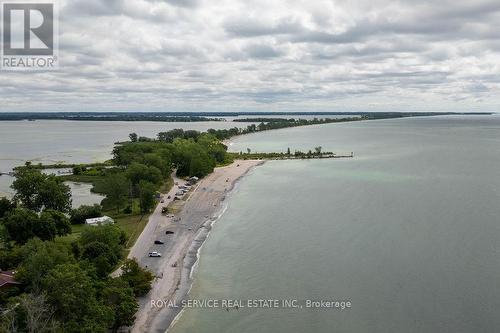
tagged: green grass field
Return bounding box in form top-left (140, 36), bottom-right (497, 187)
top-left (64, 176), bottom-right (173, 253)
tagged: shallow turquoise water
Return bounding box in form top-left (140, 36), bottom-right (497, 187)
top-left (170, 115), bottom-right (500, 333)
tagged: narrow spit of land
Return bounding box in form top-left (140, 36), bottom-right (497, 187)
top-left (4, 119), bottom-right (358, 333)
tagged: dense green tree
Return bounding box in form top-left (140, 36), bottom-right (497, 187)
top-left (36, 176), bottom-right (72, 212)
top-left (101, 278), bottom-right (139, 331)
top-left (183, 129), bottom-right (200, 140)
top-left (172, 138), bottom-right (216, 177)
top-left (112, 144), bottom-right (141, 166)
top-left (72, 165), bottom-right (86, 175)
top-left (112, 141), bottom-right (173, 167)
top-left (3, 236), bottom-right (141, 332)
top-left (41, 263), bottom-right (114, 333)
top-left (16, 238), bottom-right (75, 290)
top-left (82, 241), bottom-right (119, 277)
top-left (126, 163), bottom-right (162, 186)
top-left (3, 209), bottom-right (70, 244)
top-left (0, 224), bottom-right (9, 252)
top-left (0, 238), bottom-right (28, 270)
top-left (11, 168), bottom-right (71, 213)
top-left (32, 215), bottom-right (57, 241)
top-left (189, 152), bottom-right (215, 177)
top-left (79, 225), bottom-right (127, 255)
top-left (2, 208), bottom-right (39, 244)
top-left (0, 197), bottom-right (15, 218)
top-left (138, 181), bottom-right (157, 214)
top-left (40, 210), bottom-right (71, 236)
top-left (144, 153), bottom-right (170, 176)
top-left (11, 168), bottom-right (46, 211)
top-left (157, 128), bottom-right (186, 143)
top-left (198, 133), bottom-right (227, 163)
top-left (70, 204), bottom-right (103, 225)
top-left (102, 174), bottom-right (129, 213)
top-left (129, 132), bottom-right (138, 142)
top-left (120, 259), bottom-right (154, 297)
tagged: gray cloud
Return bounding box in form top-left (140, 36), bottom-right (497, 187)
top-left (1, 0), bottom-right (500, 112)
top-left (242, 43), bottom-right (284, 59)
top-left (157, 0), bottom-right (200, 8)
top-left (224, 17), bottom-right (303, 37)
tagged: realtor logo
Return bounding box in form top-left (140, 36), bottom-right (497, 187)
top-left (1, 1), bottom-right (58, 70)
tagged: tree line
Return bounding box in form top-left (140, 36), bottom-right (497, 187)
top-left (204, 117), bottom-right (364, 141)
top-left (0, 170), bottom-right (153, 333)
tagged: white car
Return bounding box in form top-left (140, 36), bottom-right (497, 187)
top-left (148, 251), bottom-right (162, 257)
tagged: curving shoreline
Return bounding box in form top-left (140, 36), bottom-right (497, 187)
top-left (166, 163), bottom-right (263, 332)
top-left (130, 160), bottom-right (265, 333)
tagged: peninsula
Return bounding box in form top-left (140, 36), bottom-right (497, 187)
top-left (0, 116), bottom-right (355, 332)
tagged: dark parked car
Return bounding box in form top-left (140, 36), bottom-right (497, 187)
top-left (154, 240), bottom-right (165, 244)
top-left (165, 230), bottom-right (174, 235)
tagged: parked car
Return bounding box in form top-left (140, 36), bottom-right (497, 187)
top-left (165, 230), bottom-right (174, 235)
top-left (154, 240), bottom-right (165, 244)
top-left (148, 251), bottom-right (162, 257)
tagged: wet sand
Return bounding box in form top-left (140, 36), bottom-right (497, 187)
top-left (130, 160), bottom-right (264, 333)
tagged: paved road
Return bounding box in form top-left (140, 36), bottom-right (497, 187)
top-left (128, 172), bottom-right (186, 263)
top-left (112, 172), bottom-right (186, 279)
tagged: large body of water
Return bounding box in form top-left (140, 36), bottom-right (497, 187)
top-left (170, 115), bottom-right (500, 333)
top-left (0, 120), bottom-right (245, 204)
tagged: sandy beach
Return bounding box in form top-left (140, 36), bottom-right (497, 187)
top-left (128, 159), bottom-right (264, 333)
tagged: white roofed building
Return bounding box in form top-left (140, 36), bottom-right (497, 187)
top-left (85, 216), bottom-right (114, 226)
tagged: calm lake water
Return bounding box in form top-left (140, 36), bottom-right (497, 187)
top-left (0, 120), bottom-right (244, 204)
top-left (170, 115), bottom-right (500, 333)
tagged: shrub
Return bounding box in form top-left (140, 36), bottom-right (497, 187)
top-left (70, 204), bottom-right (102, 225)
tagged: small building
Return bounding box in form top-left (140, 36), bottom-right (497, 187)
top-left (85, 215), bottom-right (114, 226)
top-left (0, 270), bottom-right (21, 291)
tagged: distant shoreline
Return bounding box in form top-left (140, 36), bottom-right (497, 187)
top-left (0, 111), bottom-right (492, 122)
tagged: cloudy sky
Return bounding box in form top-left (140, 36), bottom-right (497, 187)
top-left (1, 0), bottom-right (500, 112)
